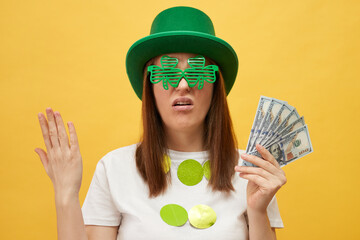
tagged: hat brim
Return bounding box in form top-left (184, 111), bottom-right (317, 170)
top-left (126, 31), bottom-right (238, 100)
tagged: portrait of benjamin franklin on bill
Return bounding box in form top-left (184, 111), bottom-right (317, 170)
top-left (269, 143), bottom-right (284, 165)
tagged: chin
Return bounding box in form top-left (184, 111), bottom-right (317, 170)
top-left (167, 120), bottom-right (203, 132)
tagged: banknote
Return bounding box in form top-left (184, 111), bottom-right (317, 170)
top-left (242, 96), bottom-right (312, 167)
top-left (263, 116), bottom-right (305, 148)
top-left (242, 125), bottom-right (313, 167)
top-left (259, 103), bottom-right (293, 146)
top-left (263, 108), bottom-right (300, 145)
top-left (248, 99), bottom-right (287, 153)
top-left (245, 96), bottom-right (272, 152)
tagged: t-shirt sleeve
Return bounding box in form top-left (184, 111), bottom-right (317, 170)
top-left (243, 196), bottom-right (284, 229)
top-left (81, 157), bottom-right (121, 226)
top-left (266, 196), bottom-right (284, 228)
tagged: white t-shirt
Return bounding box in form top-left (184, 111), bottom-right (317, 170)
top-left (82, 144), bottom-right (283, 240)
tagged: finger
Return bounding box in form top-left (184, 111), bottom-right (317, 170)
top-left (54, 111), bottom-right (70, 150)
top-left (239, 173), bottom-right (268, 187)
top-left (235, 166), bottom-right (273, 181)
top-left (46, 108), bottom-right (60, 149)
top-left (38, 112), bottom-right (53, 150)
top-left (68, 122), bottom-right (80, 151)
top-left (35, 148), bottom-right (49, 173)
top-left (241, 153), bottom-right (279, 175)
top-left (256, 144), bottom-right (280, 168)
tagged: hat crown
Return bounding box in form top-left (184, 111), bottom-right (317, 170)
top-left (150, 6), bottom-right (215, 36)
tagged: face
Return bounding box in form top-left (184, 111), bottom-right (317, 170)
top-left (151, 53), bottom-right (214, 133)
top-left (270, 144), bottom-right (282, 161)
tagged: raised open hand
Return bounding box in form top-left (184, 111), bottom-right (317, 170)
top-left (35, 108), bottom-right (83, 200)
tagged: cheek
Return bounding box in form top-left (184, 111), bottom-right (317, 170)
top-left (198, 84), bottom-right (213, 110)
top-left (153, 85), bottom-right (161, 102)
top-left (153, 85), bottom-right (170, 112)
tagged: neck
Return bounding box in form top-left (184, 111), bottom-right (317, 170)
top-left (165, 124), bottom-right (205, 152)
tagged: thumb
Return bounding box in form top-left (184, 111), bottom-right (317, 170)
top-left (35, 148), bottom-right (49, 173)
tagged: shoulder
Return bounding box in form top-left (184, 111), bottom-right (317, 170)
top-left (101, 143), bottom-right (137, 161)
top-left (97, 143), bottom-right (138, 173)
top-left (103, 143), bottom-right (137, 158)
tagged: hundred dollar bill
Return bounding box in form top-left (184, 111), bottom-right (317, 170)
top-left (260, 103), bottom-right (293, 146)
top-left (264, 108), bottom-right (300, 145)
top-left (247, 99), bottom-right (276, 153)
top-left (249, 99), bottom-right (287, 152)
top-left (245, 96), bottom-right (272, 152)
top-left (264, 116), bottom-right (305, 148)
top-left (242, 125), bottom-right (313, 167)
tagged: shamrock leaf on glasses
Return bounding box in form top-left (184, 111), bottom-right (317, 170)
top-left (148, 56), bottom-right (183, 90)
top-left (185, 56), bottom-right (218, 89)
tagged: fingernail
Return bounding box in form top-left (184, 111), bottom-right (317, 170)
top-left (46, 107), bottom-right (52, 113)
top-left (37, 113), bottom-right (42, 119)
top-left (241, 153), bottom-right (247, 159)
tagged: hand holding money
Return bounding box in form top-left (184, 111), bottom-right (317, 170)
top-left (242, 96), bottom-right (313, 167)
top-left (235, 144), bottom-right (287, 212)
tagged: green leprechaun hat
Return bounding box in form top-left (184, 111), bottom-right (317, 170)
top-left (126, 6), bottom-right (238, 100)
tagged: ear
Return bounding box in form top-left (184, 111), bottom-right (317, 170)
top-left (160, 56), bottom-right (178, 69)
top-left (188, 55), bottom-right (205, 69)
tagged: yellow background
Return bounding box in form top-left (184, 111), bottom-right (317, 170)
top-left (1, 0), bottom-right (359, 239)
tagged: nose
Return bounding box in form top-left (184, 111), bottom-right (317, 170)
top-left (176, 77), bottom-right (190, 92)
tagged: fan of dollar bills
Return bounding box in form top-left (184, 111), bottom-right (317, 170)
top-left (242, 96), bottom-right (313, 167)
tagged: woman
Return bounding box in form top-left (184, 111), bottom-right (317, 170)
top-left (35, 6), bottom-right (286, 240)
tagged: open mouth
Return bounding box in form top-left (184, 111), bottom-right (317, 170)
top-left (174, 101), bottom-right (192, 106)
top-left (172, 97), bottom-right (194, 111)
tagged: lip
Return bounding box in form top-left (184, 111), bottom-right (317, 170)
top-left (172, 97), bottom-right (194, 111)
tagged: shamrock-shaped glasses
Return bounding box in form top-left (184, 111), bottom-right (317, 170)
top-left (147, 55), bottom-right (218, 90)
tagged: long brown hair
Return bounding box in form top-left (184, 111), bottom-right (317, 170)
top-left (135, 57), bottom-right (238, 197)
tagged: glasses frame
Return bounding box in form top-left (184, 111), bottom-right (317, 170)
top-left (147, 55), bottom-right (219, 90)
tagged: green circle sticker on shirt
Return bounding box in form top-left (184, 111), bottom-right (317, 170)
top-left (202, 160), bottom-right (211, 180)
top-left (160, 204), bottom-right (188, 227)
top-left (188, 204), bottom-right (217, 229)
top-left (177, 159), bottom-right (204, 186)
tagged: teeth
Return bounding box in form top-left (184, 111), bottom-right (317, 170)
top-left (176, 101), bottom-right (191, 105)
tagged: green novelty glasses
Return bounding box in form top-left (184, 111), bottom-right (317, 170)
top-left (147, 55), bottom-right (218, 90)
